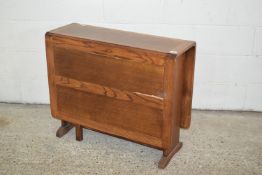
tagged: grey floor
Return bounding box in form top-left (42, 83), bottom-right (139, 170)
top-left (0, 103), bottom-right (261, 175)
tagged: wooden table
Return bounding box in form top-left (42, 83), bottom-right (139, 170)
top-left (45, 23), bottom-right (196, 169)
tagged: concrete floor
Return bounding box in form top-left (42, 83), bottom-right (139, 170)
top-left (0, 103), bottom-right (261, 175)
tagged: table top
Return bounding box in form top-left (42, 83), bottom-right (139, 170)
top-left (47, 23), bottom-right (195, 56)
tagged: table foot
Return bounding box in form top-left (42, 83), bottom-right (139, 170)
top-left (158, 142), bottom-right (183, 169)
top-left (56, 120), bottom-right (74, 138)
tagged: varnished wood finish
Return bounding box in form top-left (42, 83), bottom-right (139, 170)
top-left (56, 86), bottom-right (163, 140)
top-left (55, 75), bottom-right (163, 110)
top-left (46, 34), bottom-right (58, 117)
top-left (180, 47), bottom-right (196, 128)
top-left (48, 23), bottom-right (194, 57)
top-left (53, 45), bottom-right (164, 96)
top-left (45, 23), bottom-right (196, 169)
top-left (52, 36), bottom-right (166, 66)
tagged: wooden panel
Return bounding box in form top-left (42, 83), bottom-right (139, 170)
top-left (53, 45), bottom-right (164, 96)
top-left (55, 75), bottom-right (163, 110)
top-left (52, 36), bottom-right (166, 66)
top-left (180, 46), bottom-right (196, 128)
top-left (56, 113), bottom-right (163, 148)
top-left (45, 34), bottom-right (58, 117)
top-left (56, 86), bottom-right (163, 140)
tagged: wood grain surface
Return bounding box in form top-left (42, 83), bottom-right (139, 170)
top-left (55, 75), bottom-right (163, 110)
top-left (54, 45), bottom-right (164, 96)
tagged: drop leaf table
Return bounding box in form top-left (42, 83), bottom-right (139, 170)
top-left (45, 23), bottom-right (196, 169)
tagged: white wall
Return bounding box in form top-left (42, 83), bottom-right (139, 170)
top-left (0, 0), bottom-right (262, 111)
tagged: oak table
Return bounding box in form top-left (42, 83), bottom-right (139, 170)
top-left (45, 23), bottom-right (196, 169)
